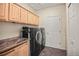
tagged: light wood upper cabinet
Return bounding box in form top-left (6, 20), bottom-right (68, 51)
top-left (27, 11), bottom-right (39, 25)
top-left (0, 4), bottom-right (8, 21)
top-left (36, 16), bottom-right (39, 25)
top-left (9, 4), bottom-right (20, 23)
top-left (27, 11), bottom-right (34, 25)
top-left (20, 8), bottom-right (28, 24)
top-left (0, 3), bottom-right (39, 25)
top-left (34, 15), bottom-right (39, 25)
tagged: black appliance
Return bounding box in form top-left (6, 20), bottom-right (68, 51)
top-left (21, 27), bottom-right (29, 38)
top-left (40, 28), bottom-right (46, 51)
top-left (29, 27), bottom-right (46, 56)
top-left (29, 28), bottom-right (40, 56)
top-left (21, 27), bottom-right (46, 56)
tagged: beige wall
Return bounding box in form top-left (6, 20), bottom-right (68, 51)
top-left (0, 22), bottom-right (24, 39)
top-left (36, 4), bottom-right (66, 50)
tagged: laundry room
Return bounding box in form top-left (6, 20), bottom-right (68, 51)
top-left (0, 3), bottom-right (79, 56)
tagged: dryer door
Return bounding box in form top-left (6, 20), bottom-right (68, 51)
top-left (35, 30), bottom-right (42, 55)
top-left (36, 31), bottom-right (42, 45)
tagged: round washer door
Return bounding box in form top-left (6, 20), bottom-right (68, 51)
top-left (35, 31), bottom-right (42, 45)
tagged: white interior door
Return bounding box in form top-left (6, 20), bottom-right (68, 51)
top-left (43, 16), bottom-right (62, 49)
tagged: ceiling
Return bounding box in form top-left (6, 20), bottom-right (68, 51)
top-left (27, 3), bottom-right (65, 11)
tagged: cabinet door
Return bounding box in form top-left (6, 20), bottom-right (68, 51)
top-left (9, 4), bottom-right (20, 22)
top-left (34, 15), bottom-right (39, 25)
top-left (21, 43), bottom-right (29, 56)
top-left (32, 14), bottom-right (36, 25)
top-left (28, 11), bottom-right (39, 25)
top-left (0, 3), bottom-right (8, 21)
top-left (27, 11), bottom-right (34, 25)
top-left (20, 8), bottom-right (28, 24)
top-left (5, 43), bottom-right (29, 56)
top-left (16, 43), bottom-right (29, 56)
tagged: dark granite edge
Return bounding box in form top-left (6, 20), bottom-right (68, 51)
top-left (0, 40), bottom-right (27, 55)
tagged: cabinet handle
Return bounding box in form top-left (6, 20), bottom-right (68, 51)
top-left (0, 49), bottom-right (15, 56)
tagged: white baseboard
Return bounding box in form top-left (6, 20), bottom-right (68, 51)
top-left (45, 45), bottom-right (66, 50)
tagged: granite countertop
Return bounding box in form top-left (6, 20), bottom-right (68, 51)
top-left (0, 37), bottom-right (28, 55)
